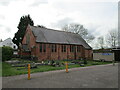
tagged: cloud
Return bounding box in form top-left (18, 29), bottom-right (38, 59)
top-left (0, 0), bottom-right (118, 43)
top-left (0, 24), bottom-right (3, 27)
top-left (6, 27), bottom-right (11, 32)
top-left (0, 15), bottom-right (5, 20)
top-left (50, 2), bottom-right (117, 36)
top-left (0, 0), bottom-right (22, 6)
top-left (29, 0), bottom-right (48, 7)
top-left (0, 2), bottom-right (9, 6)
top-left (51, 17), bottom-right (74, 29)
top-left (0, 24), bottom-right (12, 41)
top-left (0, 24), bottom-right (11, 32)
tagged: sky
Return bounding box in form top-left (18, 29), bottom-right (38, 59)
top-left (0, 0), bottom-right (118, 48)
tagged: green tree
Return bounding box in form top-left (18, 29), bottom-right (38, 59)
top-left (12, 14), bottom-right (34, 48)
top-left (2, 46), bottom-right (13, 61)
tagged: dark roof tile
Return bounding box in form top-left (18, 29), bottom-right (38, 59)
top-left (30, 25), bottom-right (92, 49)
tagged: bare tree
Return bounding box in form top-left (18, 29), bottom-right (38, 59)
top-left (97, 36), bottom-right (104, 49)
top-left (0, 39), bottom-right (2, 42)
top-left (106, 29), bottom-right (118, 48)
top-left (62, 23), bottom-right (95, 43)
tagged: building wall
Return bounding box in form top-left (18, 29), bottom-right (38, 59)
top-left (85, 49), bottom-right (93, 59)
top-left (36, 43), bottom-right (88, 61)
top-left (93, 53), bottom-right (114, 61)
top-left (113, 50), bottom-right (120, 61)
top-left (21, 26), bottom-right (93, 61)
top-left (21, 26), bottom-right (36, 56)
top-left (22, 26), bottom-right (36, 49)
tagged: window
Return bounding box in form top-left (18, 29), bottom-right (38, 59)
top-left (70, 45), bottom-right (74, 52)
top-left (40, 44), bottom-right (42, 52)
top-left (51, 44), bottom-right (54, 52)
top-left (70, 45), bottom-right (72, 52)
top-left (61, 45), bottom-right (66, 52)
top-left (54, 45), bottom-right (57, 52)
top-left (51, 44), bottom-right (57, 52)
top-left (64, 45), bottom-right (66, 52)
top-left (26, 34), bottom-right (30, 44)
top-left (61, 45), bottom-right (63, 52)
top-left (77, 46), bottom-right (81, 52)
top-left (43, 44), bottom-right (46, 52)
top-left (40, 44), bottom-right (46, 52)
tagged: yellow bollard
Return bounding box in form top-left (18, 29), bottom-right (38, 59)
top-left (28, 64), bottom-right (31, 80)
top-left (65, 62), bottom-right (68, 73)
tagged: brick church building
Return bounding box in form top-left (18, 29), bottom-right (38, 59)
top-left (20, 25), bottom-right (92, 61)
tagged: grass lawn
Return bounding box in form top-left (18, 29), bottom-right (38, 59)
top-left (2, 60), bottom-right (112, 77)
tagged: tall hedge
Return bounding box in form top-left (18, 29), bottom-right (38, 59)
top-left (2, 46), bottom-right (13, 61)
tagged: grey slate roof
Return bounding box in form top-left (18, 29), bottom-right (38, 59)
top-left (29, 25), bottom-right (92, 49)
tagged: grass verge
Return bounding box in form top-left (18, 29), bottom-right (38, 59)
top-left (2, 60), bottom-right (112, 77)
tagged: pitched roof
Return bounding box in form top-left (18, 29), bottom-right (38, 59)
top-left (29, 25), bottom-right (92, 49)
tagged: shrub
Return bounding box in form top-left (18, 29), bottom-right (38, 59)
top-left (2, 46), bottom-right (13, 61)
top-left (91, 62), bottom-right (99, 65)
top-left (84, 59), bottom-right (87, 64)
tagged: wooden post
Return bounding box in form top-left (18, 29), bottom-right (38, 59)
top-left (28, 64), bottom-right (31, 80)
top-left (65, 62), bottom-right (68, 73)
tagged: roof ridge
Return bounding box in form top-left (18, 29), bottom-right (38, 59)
top-left (30, 25), bottom-right (79, 35)
top-left (29, 25), bottom-right (92, 49)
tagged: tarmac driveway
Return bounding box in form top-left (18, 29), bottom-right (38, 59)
top-left (2, 64), bottom-right (118, 88)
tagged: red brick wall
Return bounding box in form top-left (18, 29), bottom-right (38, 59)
top-left (59, 44), bottom-right (67, 60)
top-left (22, 26), bottom-right (36, 49)
top-left (76, 45), bottom-right (84, 59)
top-left (21, 26), bottom-right (92, 61)
top-left (36, 43), bottom-right (87, 61)
top-left (88, 50), bottom-right (93, 59)
top-left (36, 44), bottom-right (66, 60)
top-left (85, 49), bottom-right (93, 59)
top-left (21, 26), bottom-right (36, 56)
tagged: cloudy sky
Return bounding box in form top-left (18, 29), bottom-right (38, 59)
top-left (0, 0), bottom-right (118, 46)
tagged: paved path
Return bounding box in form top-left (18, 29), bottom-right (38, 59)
top-left (2, 64), bottom-right (118, 88)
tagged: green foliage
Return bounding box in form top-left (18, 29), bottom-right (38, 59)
top-left (84, 59), bottom-right (87, 64)
top-left (12, 14), bottom-right (34, 47)
top-left (91, 62), bottom-right (100, 65)
top-left (2, 62), bottom-right (28, 76)
top-left (2, 46), bottom-right (13, 61)
top-left (2, 59), bottom-right (112, 77)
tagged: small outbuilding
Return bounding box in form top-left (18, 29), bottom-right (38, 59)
top-left (112, 47), bottom-right (120, 61)
top-left (93, 48), bottom-right (120, 62)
